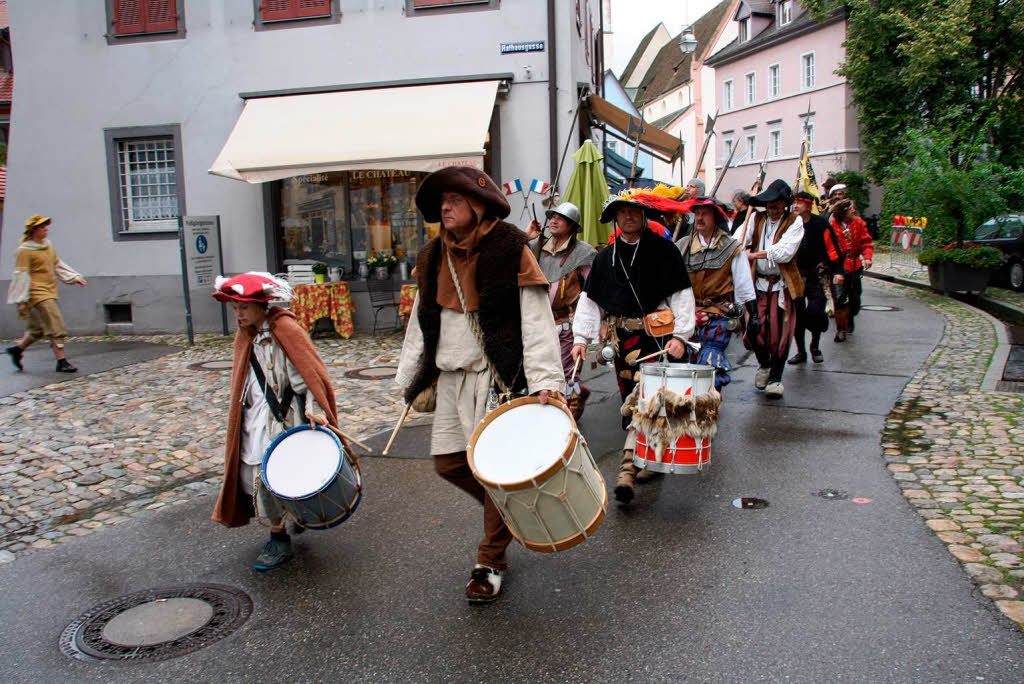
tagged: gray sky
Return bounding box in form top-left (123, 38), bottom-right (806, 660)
top-left (608, 0), bottom-right (722, 76)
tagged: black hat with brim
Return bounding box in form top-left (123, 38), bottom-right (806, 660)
top-left (748, 179), bottom-right (794, 207)
top-left (600, 196), bottom-right (653, 224)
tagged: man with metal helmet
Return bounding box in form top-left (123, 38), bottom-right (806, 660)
top-left (570, 192), bottom-right (696, 504)
top-left (740, 179), bottom-right (805, 399)
top-left (526, 201), bottom-right (597, 420)
top-left (675, 197), bottom-right (758, 391)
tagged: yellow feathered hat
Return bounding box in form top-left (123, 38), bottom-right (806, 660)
top-left (23, 214), bottom-right (52, 239)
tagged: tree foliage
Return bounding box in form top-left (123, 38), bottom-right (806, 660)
top-left (881, 125), bottom-right (1024, 249)
top-left (803, 0), bottom-right (1024, 180)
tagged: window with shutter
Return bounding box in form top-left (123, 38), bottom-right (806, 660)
top-left (413, 0), bottom-right (489, 7)
top-left (113, 0), bottom-right (177, 35)
top-left (113, 0), bottom-right (146, 35)
top-left (262, 0), bottom-right (331, 21)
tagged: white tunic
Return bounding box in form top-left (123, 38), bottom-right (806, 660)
top-left (754, 214), bottom-right (804, 293)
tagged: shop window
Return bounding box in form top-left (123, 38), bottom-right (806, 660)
top-left (106, 0), bottom-right (184, 44)
top-left (104, 124), bottom-right (185, 241)
top-left (255, 0), bottom-right (340, 29)
top-left (278, 170), bottom-right (426, 279)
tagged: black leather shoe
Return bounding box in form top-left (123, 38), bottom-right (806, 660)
top-left (6, 346), bottom-right (23, 371)
top-left (56, 359), bottom-right (77, 373)
top-left (788, 352), bottom-right (807, 365)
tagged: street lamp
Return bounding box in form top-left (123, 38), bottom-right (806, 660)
top-left (679, 26), bottom-right (697, 54)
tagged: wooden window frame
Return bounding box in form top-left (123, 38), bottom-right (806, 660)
top-left (404, 0), bottom-right (499, 17)
top-left (105, 0), bottom-right (185, 45)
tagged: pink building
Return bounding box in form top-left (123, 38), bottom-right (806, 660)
top-left (704, 2), bottom-right (863, 205)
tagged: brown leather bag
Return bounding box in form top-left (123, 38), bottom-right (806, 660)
top-left (643, 309), bottom-right (675, 337)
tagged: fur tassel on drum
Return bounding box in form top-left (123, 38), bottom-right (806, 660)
top-left (621, 385), bottom-right (721, 460)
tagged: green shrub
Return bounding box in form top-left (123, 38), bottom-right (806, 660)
top-left (917, 246), bottom-right (1004, 269)
top-left (881, 126), bottom-right (1024, 249)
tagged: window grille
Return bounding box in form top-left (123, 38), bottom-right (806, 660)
top-left (117, 137), bottom-right (179, 232)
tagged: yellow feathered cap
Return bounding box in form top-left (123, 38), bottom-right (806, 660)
top-left (23, 214), bottom-right (51, 237)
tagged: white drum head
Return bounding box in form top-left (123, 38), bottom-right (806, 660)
top-left (264, 429), bottom-right (341, 498)
top-left (473, 404), bottom-right (573, 484)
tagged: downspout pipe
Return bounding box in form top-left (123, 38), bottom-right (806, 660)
top-left (547, 0), bottom-right (558, 189)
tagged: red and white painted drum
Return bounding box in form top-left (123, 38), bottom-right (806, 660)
top-left (634, 362), bottom-right (717, 475)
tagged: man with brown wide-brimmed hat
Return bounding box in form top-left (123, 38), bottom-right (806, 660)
top-left (396, 166), bottom-right (565, 603)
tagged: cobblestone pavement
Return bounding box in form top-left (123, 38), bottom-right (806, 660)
top-left (878, 281), bottom-right (1024, 626)
top-left (0, 332), bottom-right (412, 564)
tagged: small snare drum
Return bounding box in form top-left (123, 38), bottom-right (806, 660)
top-left (634, 362), bottom-right (717, 474)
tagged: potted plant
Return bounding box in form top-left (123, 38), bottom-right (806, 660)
top-left (311, 262), bottom-right (328, 284)
top-left (918, 244), bottom-right (1003, 295)
top-left (367, 252), bottom-right (398, 279)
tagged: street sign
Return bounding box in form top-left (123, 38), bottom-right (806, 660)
top-left (178, 215), bottom-right (229, 345)
top-left (182, 216), bottom-right (222, 290)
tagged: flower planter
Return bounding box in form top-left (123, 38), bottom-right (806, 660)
top-left (926, 262), bottom-right (990, 295)
top-left (373, 266), bottom-right (391, 280)
top-left (314, 273), bottom-right (326, 284)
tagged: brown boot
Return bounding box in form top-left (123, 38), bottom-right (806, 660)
top-left (636, 468), bottom-right (663, 484)
top-left (615, 450), bottom-right (637, 504)
top-left (569, 384), bottom-right (590, 421)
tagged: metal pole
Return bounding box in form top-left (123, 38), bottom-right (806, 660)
top-left (177, 217), bottom-right (195, 346)
top-left (215, 218), bottom-right (228, 336)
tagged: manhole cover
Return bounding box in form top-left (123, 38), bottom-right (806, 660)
top-left (732, 497), bottom-right (769, 509)
top-left (814, 488), bottom-right (849, 500)
top-left (188, 360), bottom-right (234, 372)
top-left (343, 365), bottom-right (398, 380)
top-left (860, 304), bottom-right (899, 312)
top-left (60, 584), bottom-right (251, 663)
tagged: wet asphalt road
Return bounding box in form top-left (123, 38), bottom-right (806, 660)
top-left (0, 282), bottom-right (1022, 682)
top-left (0, 341), bottom-right (183, 398)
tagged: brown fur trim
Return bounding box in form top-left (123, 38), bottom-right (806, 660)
top-left (621, 385), bottom-right (721, 461)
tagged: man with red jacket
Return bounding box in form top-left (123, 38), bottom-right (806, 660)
top-left (824, 198), bottom-right (874, 342)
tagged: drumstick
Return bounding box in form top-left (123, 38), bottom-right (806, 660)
top-left (629, 349), bottom-right (669, 365)
top-left (382, 403), bottom-right (413, 457)
top-left (323, 423), bottom-right (372, 454)
top-left (569, 355), bottom-right (583, 385)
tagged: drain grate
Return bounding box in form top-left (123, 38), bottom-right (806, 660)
top-left (343, 365), bottom-right (398, 380)
top-left (814, 488), bottom-right (849, 500)
top-left (60, 584), bottom-right (252, 663)
top-left (860, 304), bottom-right (899, 312)
top-left (188, 360), bottom-right (234, 372)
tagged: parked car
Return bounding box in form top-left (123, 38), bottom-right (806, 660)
top-left (972, 214), bottom-right (1024, 291)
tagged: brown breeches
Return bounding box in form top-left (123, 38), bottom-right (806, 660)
top-left (434, 451), bottom-right (514, 571)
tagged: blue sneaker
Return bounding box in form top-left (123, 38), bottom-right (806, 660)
top-left (253, 536), bottom-right (293, 571)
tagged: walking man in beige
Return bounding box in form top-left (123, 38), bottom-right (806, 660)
top-left (6, 215), bottom-right (86, 373)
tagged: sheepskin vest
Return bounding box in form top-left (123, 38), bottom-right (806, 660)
top-left (405, 220), bottom-right (529, 403)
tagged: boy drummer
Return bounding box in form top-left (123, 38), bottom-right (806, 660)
top-left (211, 272), bottom-right (339, 571)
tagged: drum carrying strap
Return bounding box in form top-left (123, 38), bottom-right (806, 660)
top-left (249, 350), bottom-right (296, 424)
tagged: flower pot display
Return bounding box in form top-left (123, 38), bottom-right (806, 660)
top-left (314, 273), bottom-right (326, 284)
top-left (374, 266), bottom-right (390, 280)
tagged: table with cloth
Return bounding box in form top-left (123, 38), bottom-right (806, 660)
top-left (399, 283), bottom-right (418, 319)
top-left (290, 282), bottom-right (355, 338)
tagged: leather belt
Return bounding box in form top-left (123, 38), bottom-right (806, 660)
top-left (610, 316), bottom-right (644, 331)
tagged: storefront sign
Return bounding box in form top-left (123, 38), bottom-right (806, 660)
top-left (500, 41), bottom-right (545, 54)
top-left (182, 216), bottom-right (223, 289)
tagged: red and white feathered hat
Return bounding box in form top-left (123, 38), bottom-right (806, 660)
top-left (211, 272), bottom-right (293, 303)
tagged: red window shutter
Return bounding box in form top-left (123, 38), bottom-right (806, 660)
top-left (262, 0), bottom-right (297, 21)
top-left (114, 0), bottom-right (146, 35)
top-left (145, 0), bottom-right (178, 33)
top-left (295, 0), bottom-right (331, 18)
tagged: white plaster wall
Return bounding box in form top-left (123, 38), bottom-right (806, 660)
top-left (2, 0), bottom-right (585, 275)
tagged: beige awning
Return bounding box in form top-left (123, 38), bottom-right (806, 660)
top-left (587, 94), bottom-right (682, 161)
top-left (209, 80), bottom-right (499, 183)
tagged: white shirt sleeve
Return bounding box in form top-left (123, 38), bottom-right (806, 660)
top-left (571, 291), bottom-right (602, 345)
top-left (55, 259), bottom-right (82, 284)
top-left (766, 215), bottom-right (804, 265)
top-left (520, 286), bottom-right (567, 394)
top-left (731, 250), bottom-right (756, 304)
top-left (6, 270), bottom-right (30, 304)
top-left (395, 295), bottom-right (424, 393)
top-left (667, 288), bottom-right (696, 340)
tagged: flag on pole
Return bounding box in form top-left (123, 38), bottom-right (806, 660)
top-left (796, 138), bottom-right (821, 213)
top-left (503, 179), bottom-right (523, 196)
top-left (529, 178), bottom-right (550, 194)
